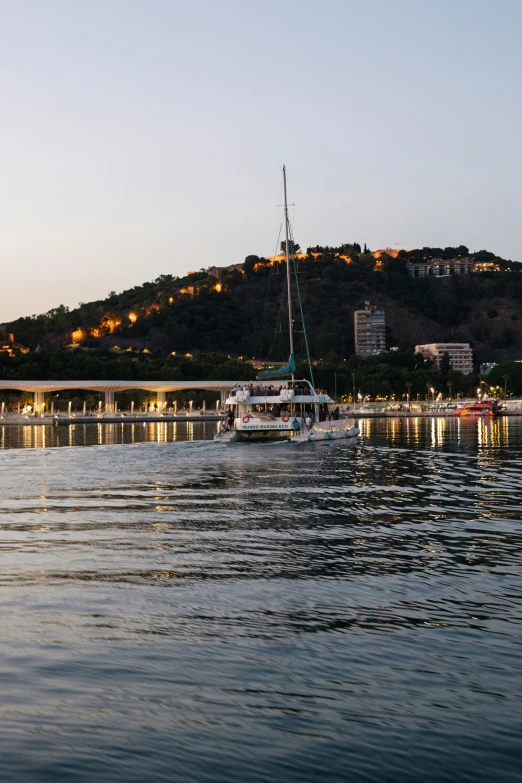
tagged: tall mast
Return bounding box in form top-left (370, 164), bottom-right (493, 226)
top-left (283, 165), bottom-right (294, 379)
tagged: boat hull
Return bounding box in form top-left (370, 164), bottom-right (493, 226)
top-left (456, 411), bottom-right (500, 417)
top-left (214, 427), bottom-right (293, 442)
top-left (455, 401), bottom-right (501, 417)
top-left (306, 422), bottom-right (360, 441)
top-left (215, 424), bottom-right (360, 443)
top-left (235, 429), bottom-right (292, 442)
top-left (214, 429), bottom-right (239, 442)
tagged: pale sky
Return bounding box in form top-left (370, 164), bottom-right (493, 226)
top-left (1, 0), bottom-right (521, 321)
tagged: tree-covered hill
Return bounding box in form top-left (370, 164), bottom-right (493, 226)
top-left (2, 245), bottom-right (522, 366)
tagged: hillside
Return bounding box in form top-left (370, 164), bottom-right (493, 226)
top-left (3, 245), bottom-right (522, 366)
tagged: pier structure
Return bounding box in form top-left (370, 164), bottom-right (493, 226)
top-left (0, 380), bottom-right (238, 417)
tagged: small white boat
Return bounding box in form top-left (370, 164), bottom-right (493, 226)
top-left (214, 166), bottom-right (360, 446)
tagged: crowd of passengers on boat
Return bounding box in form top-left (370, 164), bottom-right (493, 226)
top-left (227, 402), bottom-right (343, 422)
top-left (229, 382), bottom-right (328, 397)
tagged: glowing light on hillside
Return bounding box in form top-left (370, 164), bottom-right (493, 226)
top-left (72, 329), bottom-right (84, 343)
top-left (214, 283), bottom-right (222, 292)
top-left (98, 318), bottom-right (121, 334)
top-left (128, 312), bottom-right (137, 323)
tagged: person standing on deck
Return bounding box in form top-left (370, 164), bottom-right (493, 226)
top-left (293, 417), bottom-right (301, 437)
top-left (227, 409), bottom-right (234, 430)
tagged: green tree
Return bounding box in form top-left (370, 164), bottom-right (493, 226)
top-left (280, 240), bottom-right (300, 255)
top-left (439, 352), bottom-right (451, 377)
top-left (243, 255), bottom-right (260, 274)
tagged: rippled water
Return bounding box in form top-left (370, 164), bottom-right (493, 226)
top-left (0, 418), bottom-right (521, 782)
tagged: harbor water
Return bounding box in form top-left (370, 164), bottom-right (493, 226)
top-left (0, 417), bottom-right (521, 782)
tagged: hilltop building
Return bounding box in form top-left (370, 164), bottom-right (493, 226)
top-left (407, 258), bottom-right (474, 277)
top-left (406, 258), bottom-right (502, 278)
top-left (208, 264), bottom-right (244, 280)
top-left (354, 301), bottom-right (386, 357)
top-left (0, 332), bottom-right (29, 356)
top-left (415, 343), bottom-right (473, 374)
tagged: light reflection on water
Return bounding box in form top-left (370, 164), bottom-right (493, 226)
top-left (0, 415), bottom-right (518, 453)
top-left (359, 414), bottom-right (513, 455)
top-left (0, 418), bottom-right (521, 782)
top-left (0, 419), bottom-right (219, 449)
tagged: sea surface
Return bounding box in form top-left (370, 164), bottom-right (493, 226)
top-left (0, 417), bottom-right (521, 782)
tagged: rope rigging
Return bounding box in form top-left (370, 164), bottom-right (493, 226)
top-left (255, 170), bottom-right (315, 387)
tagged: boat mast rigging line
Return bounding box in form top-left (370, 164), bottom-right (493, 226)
top-left (285, 181), bottom-right (315, 389)
top-left (266, 284), bottom-right (288, 362)
top-left (283, 165), bottom-right (295, 381)
top-left (255, 215), bottom-right (284, 362)
top-left (290, 241), bottom-right (316, 389)
top-left (257, 167), bottom-right (315, 385)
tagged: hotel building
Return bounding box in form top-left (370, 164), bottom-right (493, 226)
top-left (415, 343), bottom-right (473, 374)
top-left (354, 301), bottom-right (386, 356)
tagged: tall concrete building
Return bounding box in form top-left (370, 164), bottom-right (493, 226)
top-left (354, 301), bottom-right (386, 356)
top-left (415, 343), bottom-right (473, 374)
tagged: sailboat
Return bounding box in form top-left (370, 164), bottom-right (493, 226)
top-left (215, 166), bottom-right (360, 443)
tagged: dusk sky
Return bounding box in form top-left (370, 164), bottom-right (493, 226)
top-left (1, 0), bottom-right (521, 321)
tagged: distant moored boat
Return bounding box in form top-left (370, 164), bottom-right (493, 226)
top-left (455, 400), bottom-right (501, 417)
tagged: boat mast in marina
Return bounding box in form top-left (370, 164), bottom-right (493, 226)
top-left (283, 165), bottom-right (295, 381)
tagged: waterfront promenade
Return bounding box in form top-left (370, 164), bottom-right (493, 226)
top-left (1, 379), bottom-right (521, 423)
top-left (0, 379), bottom-right (239, 419)
top-left (348, 400), bottom-right (522, 417)
top-left (0, 412), bottom-right (222, 426)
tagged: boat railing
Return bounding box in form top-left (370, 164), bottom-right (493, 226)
top-left (233, 390), bottom-right (250, 401)
top-left (279, 389), bottom-right (295, 401)
top-left (230, 385), bottom-right (313, 399)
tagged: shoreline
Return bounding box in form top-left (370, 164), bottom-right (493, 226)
top-left (348, 410), bottom-right (520, 418)
top-left (0, 411), bottom-right (520, 426)
top-left (0, 413), bottom-right (222, 426)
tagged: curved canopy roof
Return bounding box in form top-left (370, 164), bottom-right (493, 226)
top-left (0, 380), bottom-right (240, 393)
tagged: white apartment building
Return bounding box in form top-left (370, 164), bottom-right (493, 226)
top-left (354, 301), bottom-right (386, 356)
top-left (415, 343), bottom-right (473, 374)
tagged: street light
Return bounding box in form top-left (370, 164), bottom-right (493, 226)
top-left (406, 382), bottom-right (412, 412)
top-left (503, 375), bottom-right (509, 401)
top-left (447, 380), bottom-right (452, 402)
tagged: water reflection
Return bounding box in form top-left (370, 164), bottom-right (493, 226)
top-left (0, 416), bottom-right (519, 454)
top-left (359, 415), bottom-right (516, 457)
top-left (0, 417), bottom-right (521, 783)
top-left (0, 420), bottom-right (219, 449)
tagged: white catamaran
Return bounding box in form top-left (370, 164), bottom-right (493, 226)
top-left (215, 166), bottom-right (360, 443)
